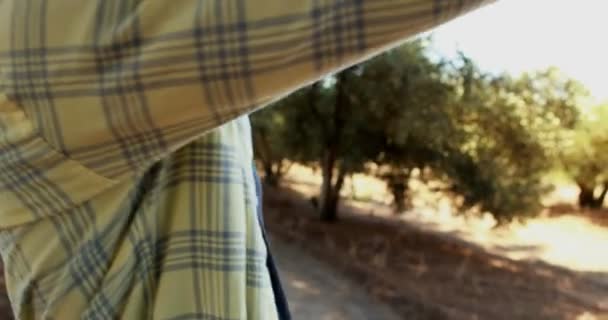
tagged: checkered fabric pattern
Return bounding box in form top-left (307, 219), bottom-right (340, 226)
top-left (0, 0), bottom-right (493, 319)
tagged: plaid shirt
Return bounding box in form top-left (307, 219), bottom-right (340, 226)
top-left (0, 0), bottom-right (492, 319)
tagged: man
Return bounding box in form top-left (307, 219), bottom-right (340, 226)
top-left (0, 1), bottom-right (494, 319)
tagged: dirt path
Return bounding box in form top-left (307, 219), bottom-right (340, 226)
top-left (270, 237), bottom-right (401, 320)
top-left (263, 186), bottom-right (608, 320)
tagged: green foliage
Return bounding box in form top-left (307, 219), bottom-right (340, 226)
top-left (439, 62), bottom-right (585, 222)
top-left (560, 104), bottom-right (608, 208)
top-left (250, 101), bottom-right (294, 186)
top-left (251, 39), bottom-right (588, 221)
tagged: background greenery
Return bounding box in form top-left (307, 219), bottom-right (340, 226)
top-left (251, 39), bottom-right (606, 223)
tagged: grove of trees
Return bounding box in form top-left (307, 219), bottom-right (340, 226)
top-left (560, 104), bottom-right (608, 208)
top-left (251, 39), bottom-right (606, 223)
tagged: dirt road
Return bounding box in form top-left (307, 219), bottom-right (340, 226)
top-left (270, 237), bottom-right (401, 320)
top-left (263, 185), bottom-right (608, 320)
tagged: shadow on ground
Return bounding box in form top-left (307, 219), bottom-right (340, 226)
top-left (264, 186), bottom-right (608, 320)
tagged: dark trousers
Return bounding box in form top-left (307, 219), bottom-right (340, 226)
top-left (252, 164), bottom-right (292, 320)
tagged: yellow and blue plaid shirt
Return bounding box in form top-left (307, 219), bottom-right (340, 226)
top-left (0, 0), bottom-right (492, 319)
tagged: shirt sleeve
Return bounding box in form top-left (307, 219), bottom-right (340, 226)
top-left (0, 0), bottom-right (494, 225)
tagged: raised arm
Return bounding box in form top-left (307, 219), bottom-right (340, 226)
top-left (0, 0), bottom-right (494, 223)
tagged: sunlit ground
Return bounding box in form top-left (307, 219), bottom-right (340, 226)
top-left (284, 164), bottom-right (608, 274)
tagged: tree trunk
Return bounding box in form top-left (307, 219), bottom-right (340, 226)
top-left (596, 183), bottom-right (608, 208)
top-left (391, 182), bottom-right (408, 213)
top-left (254, 129), bottom-right (283, 187)
top-left (317, 68), bottom-right (352, 222)
top-left (319, 190), bottom-right (340, 222)
top-left (263, 164), bottom-right (280, 187)
top-left (319, 152), bottom-right (337, 222)
top-left (319, 152), bottom-right (347, 222)
top-left (578, 184), bottom-right (596, 208)
top-left (386, 170), bottom-right (411, 214)
top-left (578, 182), bottom-right (607, 209)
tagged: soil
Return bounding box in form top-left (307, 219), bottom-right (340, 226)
top-left (263, 186), bottom-right (608, 320)
top-left (272, 236), bottom-right (401, 320)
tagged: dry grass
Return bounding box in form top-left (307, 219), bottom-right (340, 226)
top-left (266, 164), bottom-right (608, 319)
top-left (283, 164), bottom-right (608, 273)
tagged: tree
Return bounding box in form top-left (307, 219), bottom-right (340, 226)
top-left (353, 43), bottom-right (457, 213)
top-left (357, 51), bottom-right (582, 221)
top-left (438, 61), bottom-right (584, 222)
top-left (251, 102), bottom-right (293, 186)
top-left (252, 39), bottom-right (586, 223)
top-left (561, 104), bottom-right (608, 208)
top-left (283, 71), bottom-right (368, 221)
top-left (253, 73), bottom-right (367, 221)
top-left (292, 40), bottom-right (452, 221)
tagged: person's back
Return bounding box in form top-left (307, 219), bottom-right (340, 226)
top-left (0, 1), bottom-right (493, 319)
